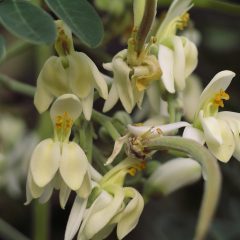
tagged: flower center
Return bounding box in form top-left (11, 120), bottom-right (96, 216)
top-left (213, 89), bottom-right (229, 108)
top-left (55, 112), bottom-right (73, 142)
top-left (177, 13), bottom-right (190, 30)
top-left (128, 160), bottom-right (146, 176)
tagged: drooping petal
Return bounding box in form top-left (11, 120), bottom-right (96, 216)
top-left (158, 45), bottom-right (175, 93)
top-left (83, 187), bottom-right (124, 239)
top-left (65, 197), bottom-right (87, 240)
top-left (183, 125), bottom-right (205, 145)
top-left (103, 81), bottom-right (119, 112)
top-left (77, 170), bottom-right (92, 199)
top-left (183, 37), bottom-right (198, 78)
top-left (198, 70), bottom-right (235, 112)
top-left (117, 187), bottom-right (144, 239)
top-left (127, 121), bottom-right (190, 136)
top-left (30, 139), bottom-right (60, 187)
top-left (50, 94), bottom-right (82, 123)
top-left (144, 158), bottom-right (201, 196)
top-left (59, 179), bottom-right (71, 209)
top-left (60, 142), bottom-right (88, 190)
top-left (82, 90), bottom-right (94, 121)
top-left (202, 117), bottom-right (235, 162)
top-left (39, 180), bottom-right (55, 204)
top-left (34, 82), bottom-right (54, 113)
top-left (68, 52), bottom-right (94, 99)
top-left (112, 50), bottom-right (135, 113)
top-left (105, 135), bottom-right (128, 165)
top-left (173, 36), bottom-right (186, 91)
top-left (78, 191), bottom-right (114, 240)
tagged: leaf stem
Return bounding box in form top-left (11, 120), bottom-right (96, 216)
top-left (144, 136), bottom-right (221, 240)
top-left (0, 74), bottom-right (35, 96)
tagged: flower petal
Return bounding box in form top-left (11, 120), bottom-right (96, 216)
top-left (77, 170), bottom-right (92, 199)
top-left (30, 139), bottom-right (60, 187)
top-left (202, 117), bottom-right (235, 162)
top-left (117, 187), bottom-right (144, 239)
top-left (103, 81), bottom-right (119, 112)
top-left (183, 125), bottom-right (205, 145)
top-left (105, 135), bottom-right (128, 165)
top-left (50, 94), bottom-right (82, 123)
top-left (112, 50), bottom-right (135, 113)
top-left (127, 121), bottom-right (190, 136)
top-left (173, 36), bottom-right (186, 91)
top-left (59, 179), bottom-right (71, 209)
top-left (82, 90), bottom-right (94, 121)
top-left (145, 158), bottom-right (201, 196)
top-left (158, 45), bottom-right (175, 93)
top-left (83, 187), bottom-right (124, 239)
top-left (65, 197), bottom-right (87, 240)
top-left (60, 142), bottom-right (88, 190)
top-left (198, 70), bottom-right (235, 112)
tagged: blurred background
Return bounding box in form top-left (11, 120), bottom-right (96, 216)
top-left (0, 0), bottom-right (240, 239)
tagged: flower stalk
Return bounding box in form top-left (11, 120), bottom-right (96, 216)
top-left (144, 136), bottom-right (221, 240)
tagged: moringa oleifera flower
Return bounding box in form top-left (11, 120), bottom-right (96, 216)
top-left (34, 20), bottom-right (108, 120)
top-left (26, 94), bottom-right (91, 208)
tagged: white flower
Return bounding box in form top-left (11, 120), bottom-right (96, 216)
top-left (144, 158), bottom-right (201, 196)
top-left (34, 21), bottom-right (108, 120)
top-left (184, 70), bottom-right (238, 162)
top-left (103, 49), bottom-right (161, 113)
top-left (26, 94), bottom-right (91, 207)
top-left (156, 0), bottom-right (198, 93)
top-left (65, 185), bottom-right (144, 240)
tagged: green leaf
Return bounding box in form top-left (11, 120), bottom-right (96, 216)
top-left (0, 35), bottom-right (6, 61)
top-left (45, 0), bottom-right (104, 48)
top-left (0, 0), bottom-right (56, 44)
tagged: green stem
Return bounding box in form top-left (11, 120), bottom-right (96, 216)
top-left (144, 136), bottom-right (221, 240)
top-left (92, 110), bottom-right (121, 140)
top-left (0, 74), bottom-right (35, 96)
top-left (0, 218), bottom-right (30, 240)
top-left (0, 41), bottom-right (31, 65)
top-left (167, 94), bottom-right (176, 123)
top-left (135, 0), bottom-right (157, 54)
top-left (33, 201), bottom-right (50, 240)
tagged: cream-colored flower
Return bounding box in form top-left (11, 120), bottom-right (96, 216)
top-left (65, 160), bottom-right (144, 240)
top-left (26, 94), bottom-right (91, 207)
top-left (103, 49), bottom-right (161, 113)
top-left (184, 70), bottom-right (238, 163)
top-left (144, 158), bottom-right (201, 196)
top-left (34, 21), bottom-right (108, 120)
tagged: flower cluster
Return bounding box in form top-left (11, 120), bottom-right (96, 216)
top-left (23, 0), bottom-right (239, 240)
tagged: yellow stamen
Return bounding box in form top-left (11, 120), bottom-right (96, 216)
top-left (213, 89), bottom-right (229, 108)
top-left (55, 112), bottom-right (73, 133)
top-left (128, 161), bottom-right (146, 176)
top-left (177, 13), bottom-right (190, 30)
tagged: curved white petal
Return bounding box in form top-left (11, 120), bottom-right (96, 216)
top-left (68, 52), bottom-right (94, 98)
top-left (145, 158), bottom-right (201, 195)
top-left (83, 187), bottom-right (124, 239)
top-left (202, 117), bottom-right (235, 162)
top-left (60, 142), bottom-right (88, 190)
top-left (173, 36), bottom-right (186, 91)
top-left (113, 52), bottom-right (134, 113)
top-left (77, 170), bottom-right (92, 199)
top-left (117, 187), bottom-right (144, 239)
top-left (156, 0), bottom-right (192, 40)
top-left (34, 82), bottom-right (54, 113)
top-left (65, 197), bottom-right (87, 240)
top-left (105, 135), bottom-right (128, 165)
top-left (39, 180), bottom-right (54, 204)
top-left (183, 37), bottom-right (198, 78)
top-left (50, 94), bottom-right (82, 123)
top-left (158, 45), bottom-right (175, 93)
top-left (103, 82), bottom-right (119, 112)
top-left (82, 90), bottom-right (94, 121)
top-left (128, 121), bottom-right (190, 136)
top-left (59, 179), bottom-right (71, 209)
top-left (30, 139), bottom-right (60, 187)
top-left (198, 70), bottom-right (235, 112)
top-left (183, 125), bottom-right (205, 145)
